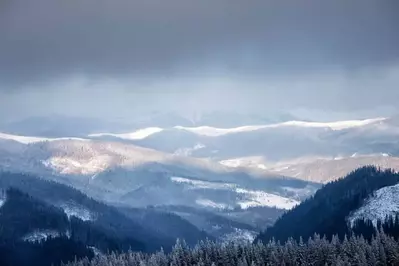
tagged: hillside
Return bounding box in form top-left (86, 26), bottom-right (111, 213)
top-left (0, 172), bottom-right (211, 250)
top-left (255, 166), bottom-right (399, 243)
top-left (0, 138), bottom-right (317, 217)
top-left (260, 154), bottom-right (399, 183)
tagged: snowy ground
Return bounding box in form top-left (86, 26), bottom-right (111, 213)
top-left (89, 127), bottom-right (164, 140)
top-left (175, 118), bottom-right (386, 137)
top-left (171, 176), bottom-right (299, 210)
top-left (348, 183), bottom-right (399, 226)
top-left (0, 132), bottom-right (88, 144)
top-left (59, 202), bottom-right (96, 222)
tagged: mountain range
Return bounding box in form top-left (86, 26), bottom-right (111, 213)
top-left (0, 113), bottom-right (399, 266)
top-left (3, 112), bottom-right (399, 265)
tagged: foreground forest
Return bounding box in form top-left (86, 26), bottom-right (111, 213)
top-left (65, 230), bottom-right (399, 266)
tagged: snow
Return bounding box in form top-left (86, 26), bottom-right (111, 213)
top-left (60, 203), bottom-right (96, 221)
top-left (265, 118), bottom-right (386, 131)
top-left (0, 132), bottom-right (89, 144)
top-left (195, 199), bottom-right (230, 210)
top-left (174, 125), bottom-right (269, 137)
top-left (23, 230), bottom-right (60, 242)
top-left (88, 127), bottom-right (164, 140)
top-left (174, 143), bottom-right (206, 156)
top-left (172, 176), bottom-right (299, 210)
top-left (235, 188), bottom-right (299, 210)
top-left (348, 183), bottom-right (399, 227)
top-left (171, 176), bottom-right (237, 190)
top-left (43, 156), bottom-right (110, 175)
top-left (219, 156), bottom-right (267, 169)
top-left (175, 118), bottom-right (386, 137)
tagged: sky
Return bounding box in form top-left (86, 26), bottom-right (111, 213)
top-left (0, 0), bottom-right (399, 122)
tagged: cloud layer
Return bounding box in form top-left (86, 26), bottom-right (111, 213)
top-left (1, 0), bottom-right (398, 120)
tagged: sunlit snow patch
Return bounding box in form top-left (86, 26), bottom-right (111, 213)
top-left (88, 127), bottom-right (164, 140)
top-left (236, 188), bottom-right (299, 210)
top-left (42, 156), bottom-right (109, 175)
top-left (175, 118), bottom-right (386, 137)
top-left (174, 125), bottom-right (268, 137)
top-left (0, 132), bottom-right (89, 144)
top-left (349, 183), bottom-right (399, 227)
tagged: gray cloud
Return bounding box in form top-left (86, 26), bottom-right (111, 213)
top-left (0, 0), bottom-right (399, 120)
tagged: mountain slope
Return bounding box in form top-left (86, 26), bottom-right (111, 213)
top-left (255, 166), bottom-right (399, 243)
top-left (0, 138), bottom-right (317, 209)
top-left (348, 182), bottom-right (399, 226)
top-left (0, 172), bottom-right (211, 250)
top-left (255, 154), bottom-right (399, 183)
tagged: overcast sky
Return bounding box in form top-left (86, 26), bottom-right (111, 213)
top-left (1, 0), bottom-right (399, 122)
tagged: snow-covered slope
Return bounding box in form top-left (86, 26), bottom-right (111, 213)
top-left (0, 132), bottom-right (88, 144)
top-left (0, 137), bottom-right (313, 211)
top-left (174, 118), bottom-right (386, 137)
top-left (89, 127), bottom-right (164, 140)
top-left (171, 176), bottom-right (299, 210)
top-left (83, 117), bottom-right (387, 141)
top-left (271, 155), bottom-right (399, 183)
top-left (174, 125), bottom-right (269, 137)
top-left (220, 154), bottom-right (399, 183)
top-left (33, 139), bottom-right (230, 176)
top-left (59, 202), bottom-right (96, 221)
top-left (349, 183), bottom-right (399, 226)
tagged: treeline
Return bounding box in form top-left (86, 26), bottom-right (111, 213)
top-left (352, 213), bottom-right (399, 241)
top-left (65, 229), bottom-right (399, 266)
top-left (256, 166), bottom-right (399, 243)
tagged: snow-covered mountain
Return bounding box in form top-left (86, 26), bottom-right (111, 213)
top-left (89, 117), bottom-right (396, 163)
top-left (88, 117), bottom-right (386, 140)
top-left (3, 115), bottom-right (399, 185)
top-left (0, 137), bottom-right (315, 213)
top-left (3, 115), bottom-right (399, 221)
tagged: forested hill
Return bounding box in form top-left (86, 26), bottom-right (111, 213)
top-left (255, 166), bottom-right (399, 243)
top-left (0, 172), bottom-right (211, 250)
